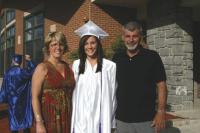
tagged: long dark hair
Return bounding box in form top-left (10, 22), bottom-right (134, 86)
top-left (78, 35), bottom-right (103, 75)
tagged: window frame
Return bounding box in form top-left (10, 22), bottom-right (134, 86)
top-left (5, 25), bottom-right (15, 70)
top-left (6, 9), bottom-right (15, 24)
top-left (0, 12), bottom-right (5, 32)
top-left (24, 12), bottom-right (44, 64)
top-left (0, 33), bottom-right (5, 76)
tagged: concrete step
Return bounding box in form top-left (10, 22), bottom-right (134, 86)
top-left (162, 110), bottom-right (200, 133)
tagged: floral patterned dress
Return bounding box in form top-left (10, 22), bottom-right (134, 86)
top-left (41, 61), bottom-right (75, 133)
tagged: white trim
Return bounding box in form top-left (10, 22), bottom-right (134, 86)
top-left (24, 12), bottom-right (31, 17)
top-left (0, 19), bottom-right (16, 35)
top-left (23, 3), bottom-right (44, 17)
top-left (0, 27), bottom-right (5, 35)
top-left (5, 19), bottom-right (16, 28)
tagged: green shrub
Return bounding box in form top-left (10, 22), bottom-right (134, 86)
top-left (111, 36), bottom-right (126, 54)
top-left (104, 36), bottom-right (126, 59)
top-left (69, 49), bottom-right (79, 61)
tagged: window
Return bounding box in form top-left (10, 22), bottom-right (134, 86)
top-left (6, 25), bottom-right (15, 69)
top-left (0, 33), bottom-right (5, 76)
top-left (0, 16), bottom-right (2, 31)
top-left (0, 13), bottom-right (5, 32)
top-left (0, 9), bottom-right (15, 76)
top-left (6, 9), bottom-right (15, 24)
top-left (24, 13), bottom-right (44, 64)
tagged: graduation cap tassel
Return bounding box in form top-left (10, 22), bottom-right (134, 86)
top-left (89, 0), bottom-right (91, 20)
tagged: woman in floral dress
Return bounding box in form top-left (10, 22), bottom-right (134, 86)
top-left (32, 31), bottom-right (75, 133)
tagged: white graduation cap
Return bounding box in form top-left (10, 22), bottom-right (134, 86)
top-left (74, 20), bottom-right (109, 39)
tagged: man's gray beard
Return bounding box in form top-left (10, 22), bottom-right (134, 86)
top-left (126, 43), bottom-right (138, 50)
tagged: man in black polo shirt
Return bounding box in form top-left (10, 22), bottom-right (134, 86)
top-left (112, 21), bottom-right (167, 133)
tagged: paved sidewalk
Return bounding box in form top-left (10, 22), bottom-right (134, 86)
top-left (162, 110), bottom-right (200, 133)
top-left (0, 109), bottom-right (35, 133)
top-left (1, 106), bottom-right (199, 133)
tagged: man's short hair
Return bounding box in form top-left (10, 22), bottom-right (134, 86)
top-left (12, 54), bottom-right (22, 65)
top-left (123, 21), bottom-right (143, 35)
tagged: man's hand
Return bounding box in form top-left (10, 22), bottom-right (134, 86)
top-left (25, 54), bottom-right (31, 61)
top-left (151, 111), bottom-right (166, 133)
top-left (153, 81), bottom-right (167, 133)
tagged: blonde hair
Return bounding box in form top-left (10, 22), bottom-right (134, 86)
top-left (44, 31), bottom-right (68, 55)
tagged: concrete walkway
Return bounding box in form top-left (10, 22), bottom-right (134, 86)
top-left (1, 108), bottom-right (199, 133)
top-left (163, 110), bottom-right (200, 133)
top-left (0, 109), bottom-right (35, 133)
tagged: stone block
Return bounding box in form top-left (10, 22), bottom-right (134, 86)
top-left (185, 60), bottom-right (193, 70)
top-left (147, 29), bottom-right (158, 35)
top-left (167, 87), bottom-right (176, 95)
top-left (184, 45), bottom-right (193, 53)
top-left (146, 35), bottom-right (154, 43)
top-left (182, 79), bottom-right (193, 91)
top-left (148, 45), bottom-right (156, 50)
top-left (165, 38), bottom-right (178, 45)
top-left (173, 56), bottom-right (183, 65)
top-left (159, 48), bottom-right (170, 56)
top-left (155, 38), bottom-right (166, 48)
top-left (172, 45), bottom-right (185, 56)
top-left (168, 95), bottom-right (183, 104)
top-left (164, 64), bottom-right (171, 70)
top-left (172, 66), bottom-right (184, 76)
top-left (166, 70), bottom-right (173, 76)
top-left (183, 53), bottom-right (193, 60)
top-left (182, 95), bottom-right (193, 102)
top-left (183, 101), bottom-right (193, 110)
top-left (167, 77), bottom-right (185, 86)
top-left (162, 23), bottom-right (178, 30)
top-left (184, 70), bottom-right (193, 79)
top-left (159, 31), bottom-right (165, 38)
top-left (166, 29), bottom-right (183, 39)
top-left (163, 56), bottom-right (174, 65)
top-left (170, 104), bottom-right (184, 111)
top-left (180, 35), bottom-right (193, 42)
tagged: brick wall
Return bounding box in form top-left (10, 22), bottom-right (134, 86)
top-left (2, 0), bottom-right (137, 64)
top-left (15, 10), bottom-right (24, 54)
top-left (62, 0), bottom-right (123, 61)
top-left (47, 0), bottom-right (137, 62)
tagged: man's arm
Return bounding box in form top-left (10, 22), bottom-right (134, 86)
top-left (25, 54), bottom-right (35, 71)
top-left (20, 55), bottom-right (35, 79)
top-left (151, 81), bottom-right (167, 133)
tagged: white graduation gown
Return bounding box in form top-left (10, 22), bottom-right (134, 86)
top-left (71, 58), bottom-right (117, 133)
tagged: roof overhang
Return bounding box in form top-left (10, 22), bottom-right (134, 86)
top-left (181, 0), bottom-right (200, 21)
top-left (0, 0), bottom-right (44, 11)
top-left (181, 0), bottom-right (200, 7)
top-left (91, 0), bottom-right (147, 8)
top-left (0, 0), bottom-right (3, 12)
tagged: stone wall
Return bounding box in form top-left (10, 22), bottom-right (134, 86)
top-left (147, 0), bottom-right (193, 111)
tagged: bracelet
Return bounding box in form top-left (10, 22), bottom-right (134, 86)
top-left (35, 119), bottom-right (44, 123)
top-left (35, 114), bottom-right (44, 123)
top-left (157, 109), bottom-right (165, 113)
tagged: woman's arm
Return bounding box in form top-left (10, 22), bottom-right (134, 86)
top-left (32, 63), bottom-right (47, 133)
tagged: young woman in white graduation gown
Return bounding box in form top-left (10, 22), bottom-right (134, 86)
top-left (71, 20), bottom-right (117, 133)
